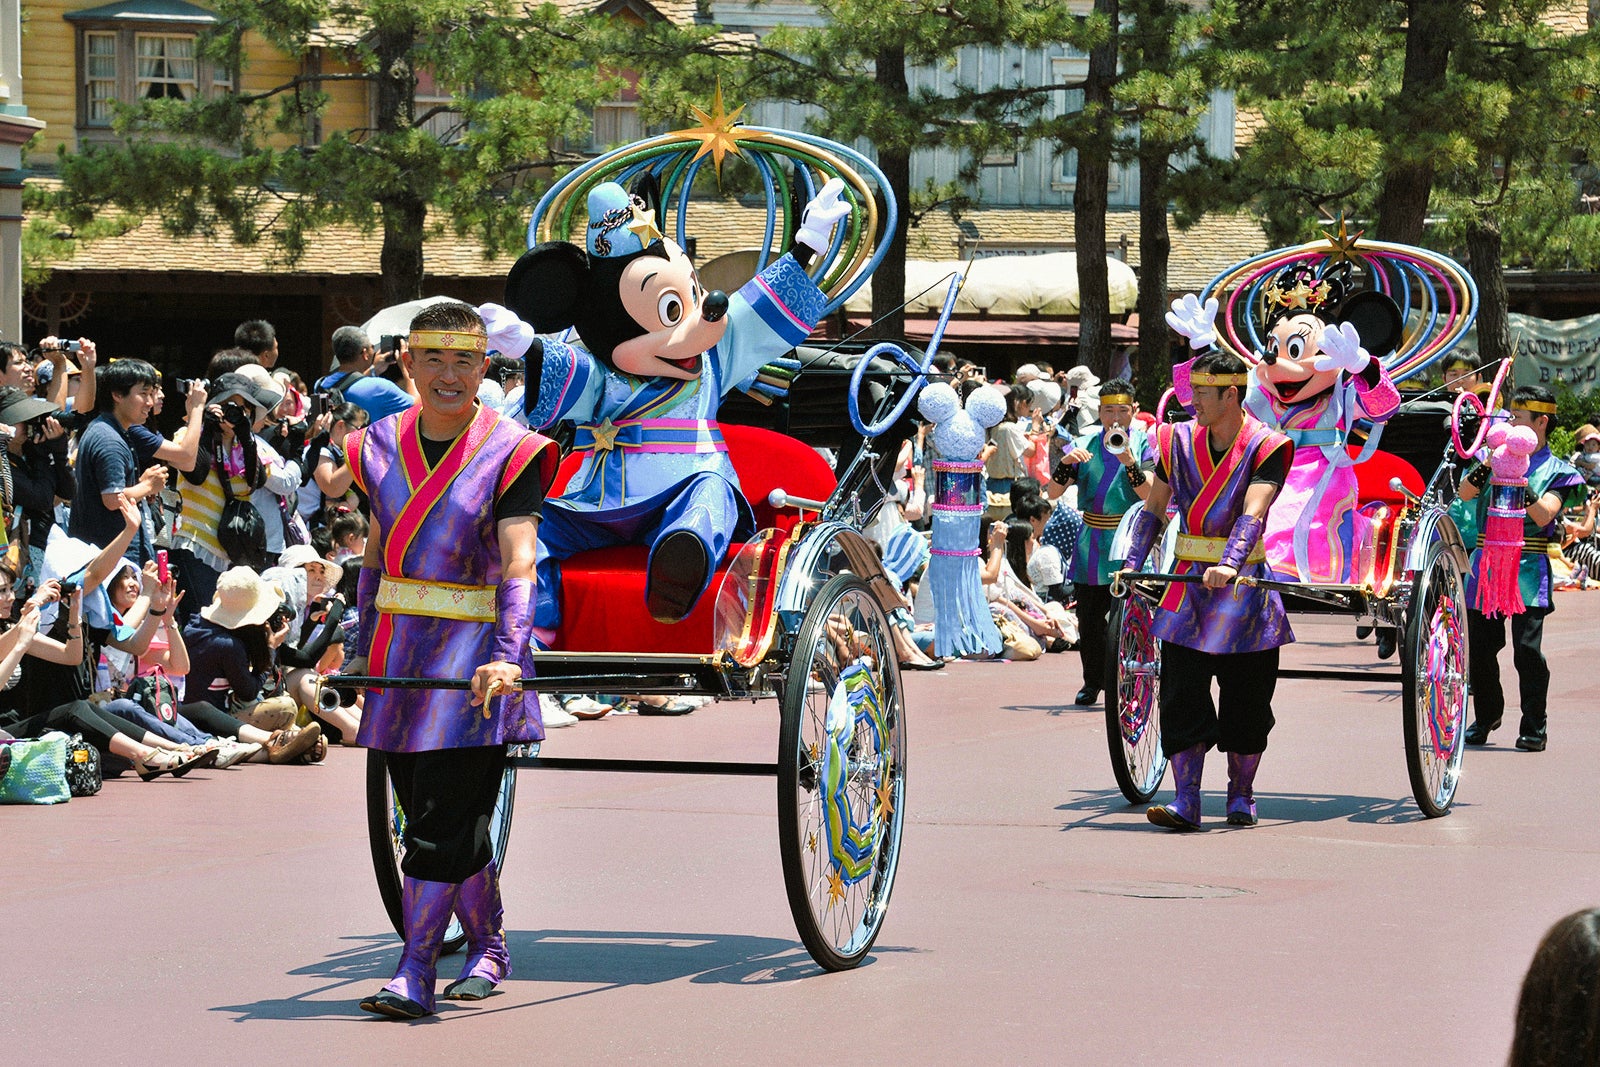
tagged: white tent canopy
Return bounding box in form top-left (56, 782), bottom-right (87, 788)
top-left (842, 253), bottom-right (1139, 317)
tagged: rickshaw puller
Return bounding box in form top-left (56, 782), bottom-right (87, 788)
top-left (1120, 350), bottom-right (1295, 830)
top-left (345, 302), bottom-right (557, 1019)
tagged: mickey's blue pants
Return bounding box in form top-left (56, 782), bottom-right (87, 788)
top-left (532, 472), bottom-right (755, 636)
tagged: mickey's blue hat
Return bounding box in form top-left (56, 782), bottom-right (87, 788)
top-left (586, 182), bottom-right (662, 260)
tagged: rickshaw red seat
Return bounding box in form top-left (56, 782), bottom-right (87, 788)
top-left (548, 424), bottom-right (838, 654)
top-left (1349, 446), bottom-right (1424, 507)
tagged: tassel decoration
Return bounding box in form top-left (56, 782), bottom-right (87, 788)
top-left (1473, 424), bottom-right (1538, 619)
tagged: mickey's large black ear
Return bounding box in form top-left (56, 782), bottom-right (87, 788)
top-left (630, 171), bottom-right (663, 220)
top-left (1337, 291), bottom-right (1404, 359)
top-left (505, 242), bottom-right (589, 333)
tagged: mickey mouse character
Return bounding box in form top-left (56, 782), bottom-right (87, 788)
top-left (1166, 263), bottom-right (1403, 584)
top-left (502, 174), bottom-right (849, 623)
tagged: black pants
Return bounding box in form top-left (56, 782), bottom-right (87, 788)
top-left (385, 746), bottom-right (506, 884)
top-left (1159, 641), bottom-right (1279, 757)
top-left (2, 700), bottom-right (143, 753)
top-left (1075, 582), bottom-right (1114, 692)
top-left (1468, 606), bottom-right (1551, 736)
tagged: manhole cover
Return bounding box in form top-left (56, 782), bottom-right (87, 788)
top-left (1039, 880), bottom-right (1251, 900)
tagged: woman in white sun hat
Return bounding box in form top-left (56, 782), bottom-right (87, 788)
top-left (179, 566), bottom-right (320, 761)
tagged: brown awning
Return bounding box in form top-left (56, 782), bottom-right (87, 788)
top-left (845, 317), bottom-right (1140, 345)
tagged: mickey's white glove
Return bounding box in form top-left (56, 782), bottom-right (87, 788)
top-left (795, 178), bottom-right (851, 255)
top-left (1165, 294), bottom-right (1219, 351)
top-left (1313, 321), bottom-right (1371, 373)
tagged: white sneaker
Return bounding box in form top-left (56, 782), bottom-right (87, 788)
top-left (562, 695), bottom-right (615, 719)
top-left (539, 694), bottom-right (579, 728)
top-left (211, 741), bottom-right (250, 769)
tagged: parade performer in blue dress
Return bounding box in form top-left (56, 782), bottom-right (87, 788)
top-left (344, 302), bottom-right (557, 1019)
top-left (504, 174), bottom-right (849, 624)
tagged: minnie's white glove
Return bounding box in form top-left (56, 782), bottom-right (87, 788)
top-left (1165, 294), bottom-right (1219, 350)
top-left (795, 178), bottom-right (851, 254)
top-left (1313, 321), bottom-right (1371, 373)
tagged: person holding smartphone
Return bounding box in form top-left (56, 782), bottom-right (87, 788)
top-left (315, 326), bottom-right (415, 423)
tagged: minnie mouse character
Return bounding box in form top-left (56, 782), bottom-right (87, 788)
top-left (501, 173), bottom-right (849, 623)
top-left (1166, 263), bottom-right (1403, 584)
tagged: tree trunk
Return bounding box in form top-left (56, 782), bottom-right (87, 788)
top-left (375, 26), bottom-right (425, 304)
top-left (1373, 0), bottom-right (1455, 244)
top-left (1074, 0), bottom-right (1120, 379)
top-left (1136, 136), bottom-right (1171, 410)
top-left (868, 47), bottom-right (910, 341)
top-left (1466, 217), bottom-right (1510, 379)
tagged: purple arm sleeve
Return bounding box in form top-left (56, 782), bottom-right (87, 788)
top-left (1218, 514), bottom-right (1265, 570)
top-left (355, 566), bottom-right (379, 658)
top-left (493, 578), bottom-right (534, 665)
top-left (1124, 507), bottom-right (1164, 572)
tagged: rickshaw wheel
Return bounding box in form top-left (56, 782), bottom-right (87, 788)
top-left (1104, 594), bottom-right (1168, 803)
top-left (367, 749), bottom-right (520, 954)
top-left (778, 573), bottom-right (907, 971)
top-left (1401, 536), bottom-right (1469, 818)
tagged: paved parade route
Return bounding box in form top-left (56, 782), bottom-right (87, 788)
top-left (6, 597), bottom-right (1599, 1064)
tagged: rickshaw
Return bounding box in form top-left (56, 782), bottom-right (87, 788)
top-left (343, 120), bottom-right (936, 971)
top-left (1104, 234), bottom-right (1484, 819)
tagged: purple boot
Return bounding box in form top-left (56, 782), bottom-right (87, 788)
top-left (443, 861), bottom-right (511, 1001)
top-left (1226, 752), bottom-right (1262, 827)
top-left (360, 877), bottom-right (460, 1019)
top-left (1147, 744), bottom-right (1205, 831)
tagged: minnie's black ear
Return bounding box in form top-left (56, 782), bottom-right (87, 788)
top-left (630, 171), bottom-right (663, 221)
top-left (1337, 291), bottom-right (1404, 359)
top-left (506, 242), bottom-right (590, 334)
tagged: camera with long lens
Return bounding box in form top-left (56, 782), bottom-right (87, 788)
top-left (1103, 425), bottom-right (1129, 455)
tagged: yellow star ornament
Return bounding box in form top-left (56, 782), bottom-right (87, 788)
top-left (826, 868), bottom-right (846, 908)
top-left (627, 202), bottom-right (664, 246)
top-left (673, 82), bottom-right (746, 182)
top-left (875, 779), bottom-right (895, 819)
top-left (1321, 216), bottom-right (1365, 264)
top-left (590, 418), bottom-right (620, 452)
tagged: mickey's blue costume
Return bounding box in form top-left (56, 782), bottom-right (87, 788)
top-left (505, 175), bottom-right (848, 624)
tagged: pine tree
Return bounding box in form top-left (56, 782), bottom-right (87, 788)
top-left (36, 0), bottom-right (619, 305)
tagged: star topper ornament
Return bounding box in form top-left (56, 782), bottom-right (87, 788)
top-left (674, 81), bottom-right (746, 181)
top-left (626, 200), bottom-right (664, 246)
top-left (1321, 215), bottom-right (1365, 264)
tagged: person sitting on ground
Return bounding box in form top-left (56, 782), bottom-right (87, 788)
top-left (180, 567), bottom-right (304, 736)
top-left (980, 517), bottom-right (1069, 649)
top-left (96, 559), bottom-right (317, 765)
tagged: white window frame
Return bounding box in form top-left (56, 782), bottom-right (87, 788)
top-left (84, 31), bottom-right (118, 127)
top-left (1050, 55), bottom-right (1122, 195)
top-left (74, 22), bottom-right (232, 137)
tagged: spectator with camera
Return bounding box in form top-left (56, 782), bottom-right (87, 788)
top-left (234, 363), bottom-right (320, 557)
top-left (33, 336), bottom-right (97, 418)
top-left (0, 387), bottom-right (75, 576)
top-left (317, 325), bottom-right (415, 423)
top-left (69, 358), bottom-right (168, 566)
top-left (297, 401), bottom-right (368, 523)
top-left (171, 371), bottom-right (276, 618)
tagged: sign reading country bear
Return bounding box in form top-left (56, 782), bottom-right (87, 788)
top-left (1506, 313), bottom-right (1600, 391)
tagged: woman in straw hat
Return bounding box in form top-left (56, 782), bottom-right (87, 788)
top-left (180, 566), bottom-right (321, 762)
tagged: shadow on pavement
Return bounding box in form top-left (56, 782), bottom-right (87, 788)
top-left (213, 928), bottom-right (895, 1022)
top-left (1055, 788), bottom-right (1451, 829)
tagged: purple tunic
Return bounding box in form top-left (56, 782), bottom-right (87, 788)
top-left (1152, 417), bottom-right (1295, 655)
top-left (347, 403), bottom-right (557, 753)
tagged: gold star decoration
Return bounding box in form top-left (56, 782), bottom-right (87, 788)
top-left (807, 832), bottom-right (817, 853)
top-left (1321, 215), bottom-right (1365, 264)
top-left (875, 779), bottom-right (895, 819)
top-left (674, 81), bottom-right (746, 182)
top-left (1284, 280), bottom-right (1313, 310)
top-left (808, 741), bottom-right (819, 761)
top-left (627, 201), bottom-right (664, 246)
top-left (590, 418), bottom-right (620, 452)
top-left (826, 868), bottom-right (846, 908)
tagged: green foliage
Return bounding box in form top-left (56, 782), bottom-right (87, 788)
top-left (36, 0), bottom-right (623, 302)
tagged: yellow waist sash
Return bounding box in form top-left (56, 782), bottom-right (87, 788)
top-left (377, 575), bottom-right (496, 622)
top-left (1174, 532), bottom-right (1266, 565)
